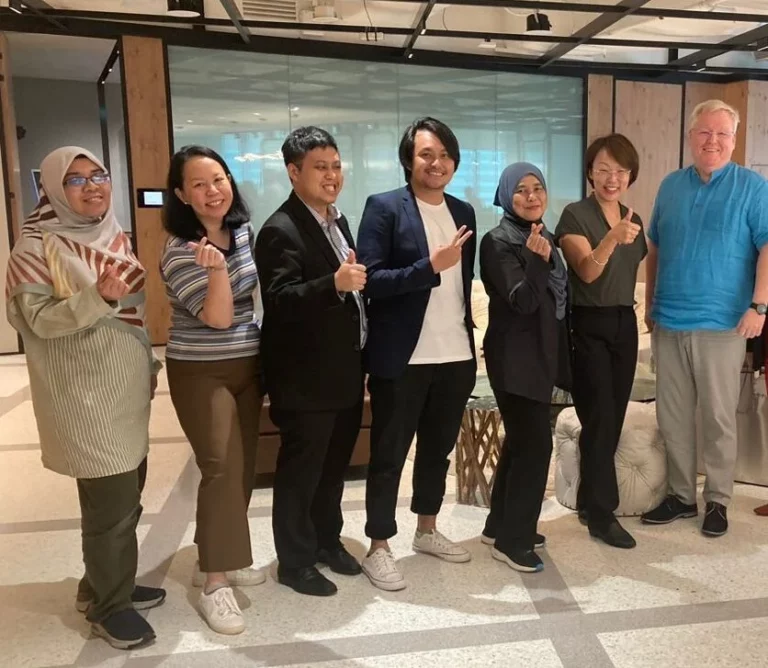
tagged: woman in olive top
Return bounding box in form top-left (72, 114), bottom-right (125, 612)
top-left (555, 134), bottom-right (647, 549)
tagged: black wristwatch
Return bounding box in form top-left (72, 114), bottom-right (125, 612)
top-left (751, 302), bottom-right (768, 316)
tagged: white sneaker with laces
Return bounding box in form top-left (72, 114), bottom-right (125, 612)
top-left (193, 561), bottom-right (266, 587)
top-left (412, 529), bottom-right (471, 563)
top-left (198, 586), bottom-right (245, 635)
top-left (362, 548), bottom-right (407, 591)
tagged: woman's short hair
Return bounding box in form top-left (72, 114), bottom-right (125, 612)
top-left (398, 117), bottom-right (461, 183)
top-left (163, 145), bottom-right (250, 240)
top-left (585, 133), bottom-right (640, 188)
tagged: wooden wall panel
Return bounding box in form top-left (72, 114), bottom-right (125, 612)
top-left (745, 80), bottom-right (768, 173)
top-left (614, 81), bottom-right (683, 234)
top-left (724, 80), bottom-right (749, 166)
top-left (121, 36), bottom-right (171, 344)
top-left (0, 33), bottom-right (23, 243)
top-left (587, 74), bottom-right (614, 146)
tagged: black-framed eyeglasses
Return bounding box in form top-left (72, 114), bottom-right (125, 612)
top-left (63, 173), bottom-right (111, 188)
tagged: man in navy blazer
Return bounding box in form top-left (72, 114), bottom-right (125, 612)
top-left (356, 117), bottom-right (477, 591)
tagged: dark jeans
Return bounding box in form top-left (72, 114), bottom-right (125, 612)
top-left (571, 305), bottom-right (638, 527)
top-left (484, 392), bottom-right (552, 552)
top-left (76, 457), bottom-right (146, 623)
top-left (365, 359), bottom-right (476, 540)
top-left (271, 398), bottom-right (363, 569)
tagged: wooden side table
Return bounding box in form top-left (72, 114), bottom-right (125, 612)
top-left (455, 396), bottom-right (503, 507)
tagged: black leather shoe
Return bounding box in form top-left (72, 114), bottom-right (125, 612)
top-left (577, 509), bottom-right (589, 526)
top-left (317, 546), bottom-right (362, 575)
top-left (641, 495), bottom-right (698, 524)
top-left (702, 501), bottom-right (728, 537)
top-left (589, 519), bottom-right (637, 549)
top-left (277, 565), bottom-right (337, 597)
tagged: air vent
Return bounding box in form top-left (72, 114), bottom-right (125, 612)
top-left (242, 0), bottom-right (297, 21)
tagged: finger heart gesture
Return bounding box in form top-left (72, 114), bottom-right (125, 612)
top-left (188, 237), bottom-right (227, 271)
top-left (526, 223), bottom-right (551, 262)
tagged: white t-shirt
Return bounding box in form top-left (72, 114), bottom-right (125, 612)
top-left (409, 198), bottom-right (473, 365)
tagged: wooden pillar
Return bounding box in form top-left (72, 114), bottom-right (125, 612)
top-left (121, 36), bottom-right (172, 344)
top-left (586, 74), bottom-right (614, 147)
top-left (0, 33), bottom-right (23, 244)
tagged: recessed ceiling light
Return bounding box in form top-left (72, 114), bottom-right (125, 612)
top-left (252, 112), bottom-right (261, 116)
top-left (186, 119), bottom-right (194, 123)
top-left (290, 106), bottom-right (300, 112)
top-left (167, 0), bottom-right (201, 17)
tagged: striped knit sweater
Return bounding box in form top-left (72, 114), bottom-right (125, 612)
top-left (161, 225), bottom-right (260, 361)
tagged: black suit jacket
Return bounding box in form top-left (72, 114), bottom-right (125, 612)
top-left (255, 191), bottom-right (363, 411)
top-left (356, 186), bottom-right (477, 379)
top-left (480, 220), bottom-right (572, 404)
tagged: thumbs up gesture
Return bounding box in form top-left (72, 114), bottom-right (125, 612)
top-left (334, 249), bottom-right (367, 292)
top-left (525, 223), bottom-right (552, 262)
top-left (609, 208), bottom-right (642, 245)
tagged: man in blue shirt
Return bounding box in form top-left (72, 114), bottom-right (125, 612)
top-left (642, 99), bottom-right (768, 537)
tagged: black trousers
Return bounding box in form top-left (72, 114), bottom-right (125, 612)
top-left (484, 392), bottom-right (552, 552)
top-left (271, 397), bottom-right (363, 569)
top-left (76, 457), bottom-right (147, 623)
top-left (365, 360), bottom-right (476, 540)
top-left (571, 305), bottom-right (638, 527)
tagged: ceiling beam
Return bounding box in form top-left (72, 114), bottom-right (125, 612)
top-left (385, 0), bottom-right (768, 23)
top-left (668, 24), bottom-right (768, 68)
top-left (3, 9), bottom-right (761, 53)
top-left (18, 0), bottom-right (68, 31)
top-left (403, 0), bottom-right (437, 59)
top-left (538, 0), bottom-right (652, 68)
top-left (219, 0), bottom-right (250, 44)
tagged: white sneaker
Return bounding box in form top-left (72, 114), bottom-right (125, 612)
top-left (362, 548), bottom-right (407, 591)
top-left (193, 561), bottom-right (266, 587)
top-left (198, 586), bottom-right (245, 635)
top-left (412, 529), bottom-right (471, 563)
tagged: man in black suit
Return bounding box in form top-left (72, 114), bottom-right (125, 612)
top-left (356, 117), bottom-right (477, 591)
top-left (255, 127), bottom-right (366, 597)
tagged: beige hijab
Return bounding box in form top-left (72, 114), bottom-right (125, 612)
top-left (5, 146), bottom-right (147, 330)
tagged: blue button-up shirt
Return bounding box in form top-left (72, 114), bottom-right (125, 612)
top-left (648, 162), bottom-right (768, 330)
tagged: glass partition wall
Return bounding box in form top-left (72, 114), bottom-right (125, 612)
top-left (168, 46), bottom-right (583, 266)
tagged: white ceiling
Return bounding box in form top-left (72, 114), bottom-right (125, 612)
top-left (2, 0), bottom-right (767, 76)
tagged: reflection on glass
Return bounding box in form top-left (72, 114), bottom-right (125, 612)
top-left (168, 46), bottom-right (583, 270)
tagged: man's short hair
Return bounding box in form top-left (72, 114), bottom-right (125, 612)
top-left (688, 99), bottom-right (740, 133)
top-left (281, 126), bottom-right (339, 167)
top-left (398, 117), bottom-right (461, 183)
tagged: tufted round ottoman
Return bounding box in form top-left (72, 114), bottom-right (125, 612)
top-left (554, 402), bottom-right (667, 516)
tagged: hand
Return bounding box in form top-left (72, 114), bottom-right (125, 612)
top-left (188, 237), bottom-right (227, 271)
top-left (150, 374), bottom-right (158, 400)
top-left (430, 225), bottom-right (473, 274)
top-left (96, 265), bottom-right (130, 302)
top-left (334, 250), bottom-right (367, 292)
top-left (737, 307), bottom-right (765, 339)
top-left (525, 223), bottom-right (551, 262)
top-left (644, 314), bottom-right (654, 334)
top-left (609, 208), bottom-right (642, 245)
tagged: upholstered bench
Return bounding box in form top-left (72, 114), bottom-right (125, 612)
top-left (554, 402), bottom-right (667, 516)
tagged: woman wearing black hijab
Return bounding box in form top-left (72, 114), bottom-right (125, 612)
top-left (479, 162), bottom-right (571, 573)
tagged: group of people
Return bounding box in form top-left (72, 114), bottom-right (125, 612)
top-left (5, 98), bottom-right (767, 651)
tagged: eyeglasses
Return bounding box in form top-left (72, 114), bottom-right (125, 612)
top-left (63, 173), bottom-right (111, 188)
top-left (694, 130), bottom-right (734, 141)
top-left (593, 168), bottom-right (631, 179)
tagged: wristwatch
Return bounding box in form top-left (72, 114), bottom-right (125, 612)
top-left (751, 302), bottom-right (768, 316)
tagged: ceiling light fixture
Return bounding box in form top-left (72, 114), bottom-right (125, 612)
top-left (9, 0), bottom-right (23, 15)
top-left (478, 37), bottom-right (497, 50)
top-left (526, 12), bottom-right (552, 35)
top-left (167, 0), bottom-right (202, 18)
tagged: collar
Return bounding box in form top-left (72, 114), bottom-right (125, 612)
top-left (296, 193), bottom-right (341, 226)
top-left (689, 161), bottom-right (733, 185)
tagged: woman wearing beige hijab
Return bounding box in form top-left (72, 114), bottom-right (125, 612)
top-left (5, 147), bottom-right (163, 650)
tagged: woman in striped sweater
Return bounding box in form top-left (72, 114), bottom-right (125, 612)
top-left (160, 145), bottom-right (262, 636)
top-left (5, 146), bottom-right (163, 650)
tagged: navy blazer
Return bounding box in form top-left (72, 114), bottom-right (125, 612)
top-left (356, 185), bottom-right (477, 379)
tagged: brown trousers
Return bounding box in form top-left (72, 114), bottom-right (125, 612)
top-left (167, 355), bottom-right (263, 573)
